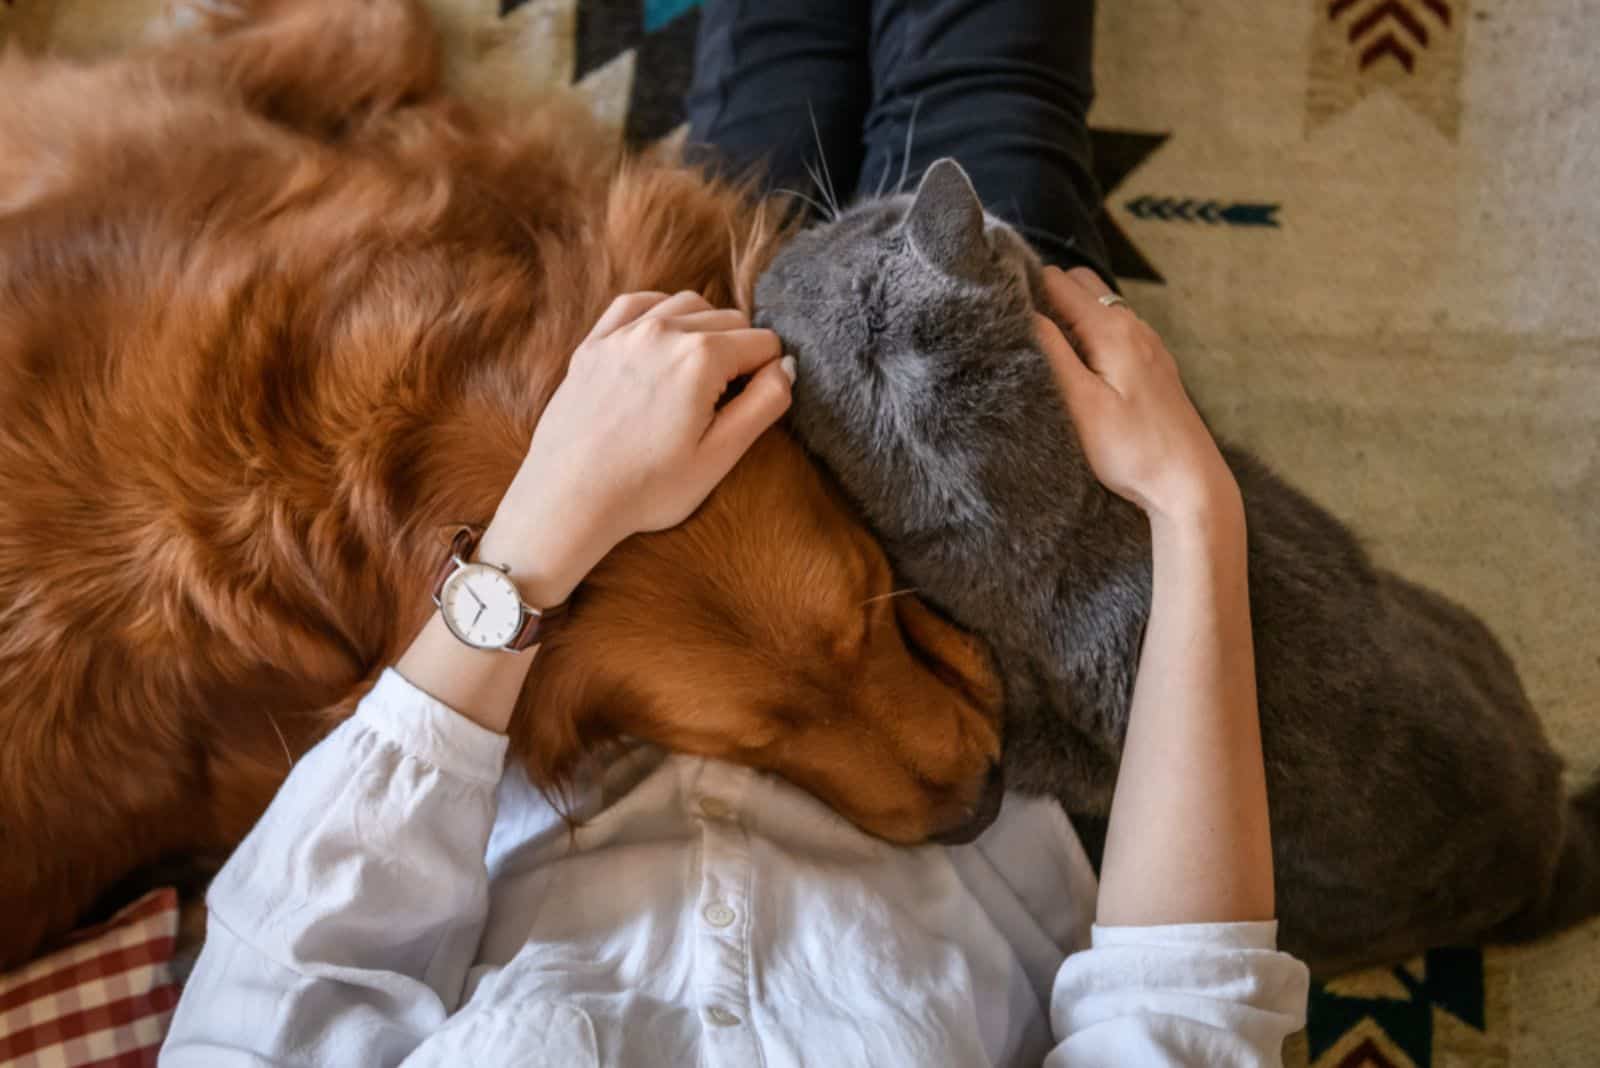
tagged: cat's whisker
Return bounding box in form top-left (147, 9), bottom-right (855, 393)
top-left (264, 707), bottom-right (293, 772)
top-left (874, 155), bottom-right (894, 200)
top-left (1007, 219), bottom-right (1082, 256)
top-left (776, 185), bottom-right (831, 221)
top-left (803, 158), bottom-right (841, 224)
top-left (808, 105), bottom-right (842, 218)
top-left (896, 96), bottom-right (922, 197)
top-left (860, 587), bottom-right (920, 609)
top-left (802, 159), bottom-right (830, 220)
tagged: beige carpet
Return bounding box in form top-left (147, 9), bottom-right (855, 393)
top-left (4, 1), bottom-right (1596, 1064)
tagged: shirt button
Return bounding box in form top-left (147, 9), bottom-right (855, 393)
top-left (698, 797), bottom-right (733, 820)
top-left (705, 1006), bottom-right (742, 1027)
top-left (703, 902), bottom-right (737, 928)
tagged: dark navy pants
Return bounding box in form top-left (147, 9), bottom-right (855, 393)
top-left (685, 0), bottom-right (1109, 278)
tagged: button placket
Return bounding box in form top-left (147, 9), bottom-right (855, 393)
top-left (689, 762), bottom-right (762, 1065)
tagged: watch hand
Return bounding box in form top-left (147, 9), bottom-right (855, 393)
top-left (472, 604), bottom-right (485, 626)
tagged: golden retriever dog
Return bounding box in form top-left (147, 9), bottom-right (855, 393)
top-left (0, 0), bottom-right (1004, 969)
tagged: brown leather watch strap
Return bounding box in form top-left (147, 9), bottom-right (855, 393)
top-left (430, 526), bottom-right (481, 604)
top-left (505, 598), bottom-right (568, 652)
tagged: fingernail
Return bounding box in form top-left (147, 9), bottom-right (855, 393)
top-left (779, 355), bottom-right (798, 384)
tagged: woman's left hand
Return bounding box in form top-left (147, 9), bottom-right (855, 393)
top-left (1034, 267), bottom-right (1236, 528)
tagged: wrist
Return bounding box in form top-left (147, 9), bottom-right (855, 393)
top-left (1144, 459), bottom-right (1241, 530)
top-left (475, 477), bottom-right (618, 608)
top-left (1147, 476), bottom-right (1245, 555)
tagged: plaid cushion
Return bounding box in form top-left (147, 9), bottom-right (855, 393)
top-left (0, 889), bottom-right (180, 1068)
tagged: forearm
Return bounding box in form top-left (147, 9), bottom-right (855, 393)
top-left (396, 461), bottom-right (614, 734)
top-left (1096, 489), bottom-right (1275, 926)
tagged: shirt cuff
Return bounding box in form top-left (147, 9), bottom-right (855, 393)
top-left (1091, 920), bottom-right (1280, 952)
top-left (357, 668), bottom-right (510, 785)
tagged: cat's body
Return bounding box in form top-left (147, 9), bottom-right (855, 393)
top-left (758, 159), bottom-right (1600, 973)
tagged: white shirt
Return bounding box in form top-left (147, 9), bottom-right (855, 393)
top-left (161, 670), bottom-right (1309, 1067)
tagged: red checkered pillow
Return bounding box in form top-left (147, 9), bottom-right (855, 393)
top-left (0, 889), bottom-right (179, 1068)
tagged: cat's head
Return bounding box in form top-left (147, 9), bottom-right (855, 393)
top-left (754, 159), bottom-right (1057, 530)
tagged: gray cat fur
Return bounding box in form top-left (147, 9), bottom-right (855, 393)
top-left (755, 158), bottom-right (1600, 975)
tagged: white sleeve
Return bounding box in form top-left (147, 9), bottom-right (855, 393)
top-left (160, 669), bottom-right (509, 1068)
top-left (1044, 921), bottom-right (1310, 1067)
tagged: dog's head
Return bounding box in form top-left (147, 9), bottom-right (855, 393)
top-left (521, 430), bottom-right (1006, 845)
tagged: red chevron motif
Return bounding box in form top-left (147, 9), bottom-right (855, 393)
top-left (1335, 1037), bottom-right (1403, 1068)
top-left (1327, 0), bottom-right (1453, 74)
top-left (1362, 33), bottom-right (1416, 71)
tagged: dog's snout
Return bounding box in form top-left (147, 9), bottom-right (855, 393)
top-left (928, 761), bottom-right (1005, 846)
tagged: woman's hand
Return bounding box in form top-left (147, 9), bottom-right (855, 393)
top-left (479, 290), bottom-right (795, 605)
top-left (403, 290), bottom-right (792, 734)
top-left (1033, 267), bottom-right (1237, 527)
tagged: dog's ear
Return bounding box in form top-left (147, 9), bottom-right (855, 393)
top-left (514, 633), bottom-right (637, 791)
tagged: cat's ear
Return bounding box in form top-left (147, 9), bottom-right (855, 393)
top-left (905, 158), bottom-right (987, 280)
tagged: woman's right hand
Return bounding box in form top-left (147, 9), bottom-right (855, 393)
top-left (479, 289), bottom-right (794, 606)
top-left (1033, 267), bottom-right (1238, 526)
top-left (404, 290), bottom-right (792, 734)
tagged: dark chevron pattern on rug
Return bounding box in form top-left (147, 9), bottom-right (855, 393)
top-left (1126, 195), bottom-right (1282, 227)
top-left (1089, 128), bottom-right (1171, 283)
top-left (1309, 947), bottom-right (1487, 1067)
top-left (502, 0), bottom-right (703, 144)
top-left (574, 0), bottom-right (701, 143)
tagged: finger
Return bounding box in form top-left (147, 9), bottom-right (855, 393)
top-left (1040, 266), bottom-right (1114, 343)
top-left (666, 308), bottom-right (751, 334)
top-left (1065, 266), bottom-right (1116, 300)
top-left (704, 328), bottom-right (783, 381)
top-left (1041, 268), bottom-right (1144, 376)
top-left (586, 291), bottom-right (671, 341)
top-left (638, 289), bottom-right (714, 322)
top-left (696, 356), bottom-right (794, 478)
top-left (1064, 266), bottom-right (1144, 333)
top-left (1034, 314), bottom-right (1109, 402)
top-left (1066, 267), bottom-right (1140, 325)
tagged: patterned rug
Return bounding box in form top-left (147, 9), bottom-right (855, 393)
top-left (4, 1), bottom-right (1596, 1065)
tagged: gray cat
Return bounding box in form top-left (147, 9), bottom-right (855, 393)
top-left (755, 158), bottom-right (1600, 975)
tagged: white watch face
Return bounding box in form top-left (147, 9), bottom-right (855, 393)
top-left (440, 563), bottom-right (524, 649)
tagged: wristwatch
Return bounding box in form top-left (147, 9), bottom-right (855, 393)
top-left (430, 526), bottom-right (567, 652)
